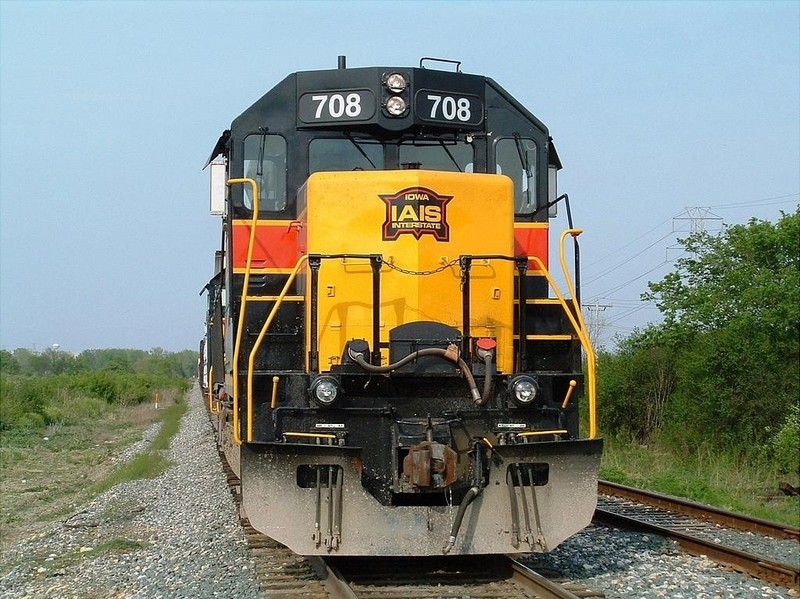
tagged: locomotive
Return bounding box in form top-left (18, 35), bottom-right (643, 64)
top-left (201, 57), bottom-right (602, 557)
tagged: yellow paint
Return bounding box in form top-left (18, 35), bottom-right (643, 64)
top-left (300, 171), bottom-right (515, 373)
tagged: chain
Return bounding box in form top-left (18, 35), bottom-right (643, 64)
top-left (382, 258), bottom-right (460, 277)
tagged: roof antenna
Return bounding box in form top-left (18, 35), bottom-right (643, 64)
top-left (338, 55), bottom-right (347, 69)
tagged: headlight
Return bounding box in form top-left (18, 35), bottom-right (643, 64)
top-left (385, 95), bottom-right (407, 116)
top-left (310, 377), bottom-right (340, 407)
top-left (508, 376), bottom-right (540, 407)
top-left (385, 72), bottom-right (407, 92)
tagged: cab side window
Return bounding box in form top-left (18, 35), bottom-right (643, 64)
top-left (495, 138), bottom-right (537, 214)
top-left (243, 134), bottom-right (287, 212)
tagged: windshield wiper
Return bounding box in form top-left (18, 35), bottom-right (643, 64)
top-left (438, 140), bottom-right (463, 172)
top-left (346, 134), bottom-right (377, 169)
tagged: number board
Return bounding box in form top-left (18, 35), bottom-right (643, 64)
top-left (298, 89), bottom-right (377, 124)
top-left (415, 90), bottom-right (483, 127)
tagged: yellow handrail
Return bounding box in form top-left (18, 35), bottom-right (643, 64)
top-left (518, 430), bottom-right (568, 437)
top-left (246, 254), bottom-right (310, 441)
top-left (558, 229), bottom-right (597, 439)
top-left (227, 178), bottom-right (260, 446)
top-left (525, 251), bottom-right (597, 439)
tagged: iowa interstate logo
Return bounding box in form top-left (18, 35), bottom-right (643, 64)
top-left (380, 187), bottom-right (452, 241)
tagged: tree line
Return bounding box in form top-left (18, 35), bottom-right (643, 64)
top-left (597, 208), bottom-right (799, 475)
top-left (0, 347), bottom-right (197, 379)
top-left (0, 347), bottom-right (196, 431)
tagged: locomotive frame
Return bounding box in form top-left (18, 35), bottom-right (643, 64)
top-left (201, 57), bottom-right (602, 556)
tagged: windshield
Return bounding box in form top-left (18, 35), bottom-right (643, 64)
top-left (398, 140), bottom-right (473, 172)
top-left (309, 138), bottom-right (384, 173)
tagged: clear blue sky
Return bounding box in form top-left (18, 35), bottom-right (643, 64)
top-left (1, 0), bottom-right (798, 353)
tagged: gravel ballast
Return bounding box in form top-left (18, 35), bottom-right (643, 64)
top-left (2, 383), bottom-right (796, 598)
top-left (0, 384), bottom-right (264, 599)
top-left (522, 524), bottom-right (798, 598)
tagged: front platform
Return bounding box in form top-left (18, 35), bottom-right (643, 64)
top-left (241, 438), bottom-right (602, 556)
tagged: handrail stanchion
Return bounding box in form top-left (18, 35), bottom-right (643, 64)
top-left (370, 256), bottom-right (382, 366)
top-left (226, 177), bottom-right (259, 446)
top-left (246, 255), bottom-right (310, 441)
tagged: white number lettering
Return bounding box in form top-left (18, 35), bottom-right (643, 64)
top-left (457, 97), bottom-right (471, 122)
top-left (312, 95), bottom-right (328, 119)
top-left (345, 93), bottom-right (361, 117)
top-left (427, 94), bottom-right (442, 119)
top-left (443, 96), bottom-right (457, 120)
top-left (427, 94), bottom-right (472, 122)
top-left (310, 93), bottom-right (363, 120)
top-left (329, 94), bottom-right (345, 118)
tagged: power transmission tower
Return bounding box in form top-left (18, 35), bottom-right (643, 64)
top-left (672, 206), bottom-right (723, 234)
top-left (668, 207), bottom-right (724, 258)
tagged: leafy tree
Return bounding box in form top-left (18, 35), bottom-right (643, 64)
top-left (598, 331), bottom-right (676, 443)
top-left (600, 209), bottom-right (799, 453)
top-left (0, 350), bottom-right (20, 374)
top-left (646, 210), bottom-right (799, 338)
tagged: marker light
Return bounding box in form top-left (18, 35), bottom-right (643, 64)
top-left (385, 73), bottom-right (407, 92)
top-left (310, 376), bottom-right (340, 407)
top-left (385, 95), bottom-right (407, 116)
top-left (508, 376), bottom-right (540, 407)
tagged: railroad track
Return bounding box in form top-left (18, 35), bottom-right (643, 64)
top-left (595, 480), bottom-right (800, 589)
top-left (324, 554), bottom-right (593, 599)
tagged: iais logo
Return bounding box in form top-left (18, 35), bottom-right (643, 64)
top-left (380, 187), bottom-right (452, 241)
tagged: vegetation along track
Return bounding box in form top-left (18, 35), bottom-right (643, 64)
top-left (595, 480), bottom-right (800, 589)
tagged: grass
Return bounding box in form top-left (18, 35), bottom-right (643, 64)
top-left (600, 434), bottom-right (800, 527)
top-left (0, 389), bottom-right (188, 549)
top-left (92, 401), bottom-right (187, 495)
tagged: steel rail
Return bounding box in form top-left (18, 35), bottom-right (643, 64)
top-left (325, 554), bottom-right (586, 598)
top-left (594, 503), bottom-right (800, 589)
top-left (508, 557), bottom-right (583, 599)
top-left (598, 480), bottom-right (800, 540)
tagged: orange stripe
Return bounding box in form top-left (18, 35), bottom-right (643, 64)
top-left (514, 224), bottom-right (549, 270)
top-left (232, 221), bottom-right (301, 270)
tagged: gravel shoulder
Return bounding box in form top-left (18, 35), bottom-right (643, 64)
top-left (0, 383), bottom-right (264, 599)
top-left (3, 383), bottom-right (797, 599)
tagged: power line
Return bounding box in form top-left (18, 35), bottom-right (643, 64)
top-left (583, 216), bottom-right (674, 269)
top-left (583, 231), bottom-right (674, 286)
top-left (593, 260), bottom-right (670, 298)
top-left (707, 192), bottom-right (799, 209)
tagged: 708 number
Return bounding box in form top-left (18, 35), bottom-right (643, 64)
top-left (311, 93), bottom-right (362, 119)
top-left (426, 94), bottom-right (471, 122)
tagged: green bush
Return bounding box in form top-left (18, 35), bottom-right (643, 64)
top-left (43, 394), bottom-right (108, 426)
top-left (0, 376), bottom-right (54, 430)
top-left (597, 335), bottom-right (676, 443)
top-left (14, 412), bottom-right (47, 430)
top-left (770, 404), bottom-right (800, 475)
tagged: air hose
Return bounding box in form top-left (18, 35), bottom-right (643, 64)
top-left (442, 440), bottom-right (486, 554)
top-left (349, 344), bottom-right (486, 405)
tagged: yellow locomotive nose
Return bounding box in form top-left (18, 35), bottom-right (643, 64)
top-left (299, 169), bottom-right (515, 373)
